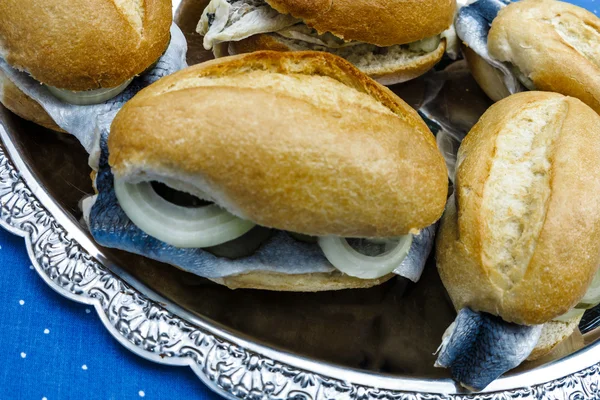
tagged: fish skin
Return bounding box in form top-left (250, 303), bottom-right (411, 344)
top-left (455, 0), bottom-right (523, 94)
top-left (436, 308), bottom-right (543, 391)
top-left (394, 224), bottom-right (435, 283)
top-left (0, 23), bottom-right (188, 153)
top-left (84, 125), bottom-right (436, 280)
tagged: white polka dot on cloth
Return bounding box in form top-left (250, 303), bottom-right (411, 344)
top-left (42, 397), bottom-right (47, 400)
top-left (19, 300), bottom-right (24, 306)
top-left (29, 265), bottom-right (34, 270)
top-left (139, 390), bottom-right (145, 397)
top-left (81, 365), bottom-right (88, 370)
top-left (85, 309), bottom-right (91, 314)
top-left (44, 329), bottom-right (50, 334)
top-left (20, 352), bottom-right (26, 358)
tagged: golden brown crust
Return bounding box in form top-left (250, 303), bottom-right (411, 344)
top-left (437, 92), bottom-right (600, 325)
top-left (265, 0), bottom-right (456, 47)
top-left (212, 271), bottom-right (394, 291)
top-left (109, 51), bottom-right (448, 238)
top-left (0, 0), bottom-right (172, 91)
top-left (229, 34), bottom-right (446, 86)
top-left (488, 0), bottom-right (600, 114)
top-left (0, 69), bottom-right (65, 132)
top-left (462, 44), bottom-right (510, 103)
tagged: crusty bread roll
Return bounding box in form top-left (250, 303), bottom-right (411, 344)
top-left (437, 92), bottom-right (600, 326)
top-left (485, 0), bottom-right (600, 113)
top-left (265, 0), bottom-right (456, 47)
top-left (0, 0), bottom-right (172, 91)
top-left (0, 69), bottom-right (65, 132)
top-left (109, 51), bottom-right (449, 238)
top-left (228, 35), bottom-right (447, 86)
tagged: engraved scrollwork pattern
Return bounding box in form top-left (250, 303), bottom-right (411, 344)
top-left (0, 145), bottom-right (599, 400)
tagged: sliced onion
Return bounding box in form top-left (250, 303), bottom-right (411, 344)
top-left (576, 269), bottom-right (600, 309)
top-left (47, 78), bottom-right (132, 105)
top-left (553, 307), bottom-right (585, 323)
top-left (408, 36), bottom-right (441, 53)
top-left (318, 235), bottom-right (413, 279)
top-left (114, 180), bottom-right (255, 248)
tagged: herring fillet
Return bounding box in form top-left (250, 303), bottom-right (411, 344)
top-left (198, 0), bottom-right (299, 50)
top-left (436, 308), bottom-right (542, 391)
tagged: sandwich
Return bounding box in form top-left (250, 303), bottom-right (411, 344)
top-left (458, 0), bottom-right (600, 114)
top-left (196, 0), bottom-right (457, 85)
top-left (83, 51), bottom-right (449, 292)
top-left (434, 91), bottom-right (600, 391)
top-left (0, 0), bottom-right (172, 131)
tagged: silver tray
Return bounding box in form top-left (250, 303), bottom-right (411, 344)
top-left (1, 1), bottom-right (600, 398)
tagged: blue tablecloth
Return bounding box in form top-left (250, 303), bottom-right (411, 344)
top-left (0, 227), bottom-right (221, 400)
top-left (0, 1), bottom-right (596, 398)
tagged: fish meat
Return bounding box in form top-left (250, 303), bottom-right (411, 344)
top-left (436, 308), bottom-right (543, 391)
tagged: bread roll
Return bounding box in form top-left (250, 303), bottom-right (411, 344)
top-left (487, 0), bottom-right (600, 114)
top-left (0, 0), bottom-right (172, 91)
top-left (109, 51), bottom-right (449, 238)
top-left (437, 91), bottom-right (600, 325)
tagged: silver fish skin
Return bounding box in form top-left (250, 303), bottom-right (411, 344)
top-left (394, 224), bottom-right (435, 283)
top-left (435, 308), bottom-right (543, 391)
top-left (0, 23), bottom-right (188, 154)
top-left (84, 126), bottom-right (436, 280)
top-left (455, 0), bottom-right (523, 95)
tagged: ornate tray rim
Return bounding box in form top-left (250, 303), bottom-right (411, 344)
top-left (2, 112), bottom-right (600, 399)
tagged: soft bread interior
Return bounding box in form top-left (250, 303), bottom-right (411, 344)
top-left (529, 316), bottom-right (583, 361)
top-left (481, 98), bottom-right (565, 291)
top-left (267, 33), bottom-right (442, 71)
top-left (550, 13), bottom-right (600, 68)
top-left (112, 0), bottom-right (145, 34)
